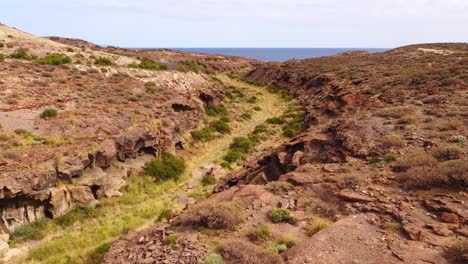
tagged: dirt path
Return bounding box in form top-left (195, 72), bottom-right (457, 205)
top-left (6, 74), bottom-right (289, 263)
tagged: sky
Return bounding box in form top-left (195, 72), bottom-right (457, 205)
top-left (1, 0), bottom-right (467, 48)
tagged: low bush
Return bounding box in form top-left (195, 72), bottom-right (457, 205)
top-left (191, 127), bottom-right (215, 142)
top-left (305, 218), bottom-right (331, 236)
top-left (41, 53), bottom-right (71, 65)
top-left (270, 208), bottom-right (291, 223)
top-left (393, 151), bottom-right (437, 172)
top-left (266, 117), bottom-right (285, 124)
top-left (223, 149), bottom-right (246, 163)
top-left (144, 153), bottom-right (186, 182)
top-left (198, 253), bottom-right (224, 264)
top-left (9, 48), bottom-right (31, 60)
top-left (129, 57), bottom-right (168, 70)
top-left (382, 134), bottom-right (405, 147)
top-left (230, 137), bottom-right (254, 153)
top-left (268, 243), bottom-right (288, 254)
top-left (398, 115), bottom-right (416, 125)
top-left (210, 120), bottom-right (231, 134)
top-left (253, 106), bottom-right (262, 111)
top-left (0, 54), bottom-right (4, 61)
top-left (40, 108), bottom-right (58, 118)
top-left (246, 224), bottom-right (270, 242)
top-left (241, 113), bottom-right (252, 120)
top-left (275, 236), bottom-right (296, 248)
top-left (206, 104), bottom-right (228, 116)
top-left (201, 174), bottom-right (217, 186)
top-left (10, 219), bottom-right (47, 244)
top-left (253, 124), bottom-right (267, 134)
top-left (164, 234), bottom-right (179, 248)
top-left (180, 60), bottom-right (201, 73)
top-left (218, 240), bottom-right (283, 264)
top-left (146, 86), bottom-right (158, 94)
top-left (94, 57), bottom-right (112, 66)
top-left (432, 146), bottom-right (463, 161)
top-left (449, 135), bottom-right (466, 143)
top-left (179, 201), bottom-right (245, 229)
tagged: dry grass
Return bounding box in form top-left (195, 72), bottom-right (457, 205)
top-left (218, 240), bottom-right (284, 264)
top-left (305, 217), bottom-right (332, 236)
top-left (393, 151), bottom-right (437, 172)
top-left (178, 201), bottom-right (245, 230)
top-left (376, 106), bottom-right (414, 118)
top-left (444, 240), bottom-right (468, 264)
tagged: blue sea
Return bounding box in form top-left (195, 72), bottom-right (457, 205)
top-left (171, 48), bottom-right (389, 62)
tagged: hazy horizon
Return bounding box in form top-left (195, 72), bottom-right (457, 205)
top-left (1, 0), bottom-right (467, 48)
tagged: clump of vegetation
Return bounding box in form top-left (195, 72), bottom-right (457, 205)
top-left (398, 115), bottom-right (416, 125)
top-left (56, 207), bottom-right (98, 227)
top-left (393, 151), bottom-right (437, 172)
top-left (40, 53), bottom-right (71, 65)
top-left (179, 201), bottom-right (245, 230)
top-left (223, 136), bottom-right (255, 164)
top-left (432, 146), bottom-right (463, 161)
top-left (191, 118), bottom-right (231, 142)
top-left (86, 242), bottom-right (111, 264)
top-left (9, 48), bottom-right (31, 60)
top-left (270, 208), bottom-right (291, 223)
top-left (275, 236), bottom-right (296, 248)
top-left (201, 174), bottom-right (217, 186)
top-left (218, 240), bottom-right (283, 264)
top-left (191, 127), bottom-right (216, 142)
top-left (0, 54), bottom-right (5, 61)
top-left (266, 116), bottom-right (285, 124)
top-left (246, 224), bottom-right (270, 242)
top-left (241, 113), bottom-right (252, 120)
top-left (268, 243), bottom-right (288, 254)
top-left (179, 60), bottom-right (201, 73)
top-left (157, 208), bottom-right (173, 222)
top-left (164, 234), bottom-right (179, 249)
top-left (210, 119), bottom-right (231, 134)
top-left (253, 124), bottom-right (267, 134)
top-left (449, 135), bottom-right (466, 143)
top-left (144, 153), bottom-right (186, 182)
top-left (94, 57), bottom-right (112, 66)
top-left (146, 86), bottom-right (158, 94)
top-left (206, 104), bottom-right (228, 116)
top-left (382, 134), bottom-right (405, 147)
top-left (129, 57), bottom-right (168, 70)
top-left (40, 108), bottom-right (58, 118)
top-left (198, 253), bottom-right (225, 264)
top-left (305, 217), bottom-right (331, 236)
top-left (9, 218), bottom-right (48, 245)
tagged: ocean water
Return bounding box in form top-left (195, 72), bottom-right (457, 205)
top-left (172, 48), bottom-right (389, 62)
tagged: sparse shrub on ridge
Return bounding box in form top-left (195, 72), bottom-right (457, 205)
top-left (218, 240), bottom-right (283, 264)
top-left (305, 217), bottom-right (331, 236)
top-left (270, 208), bottom-right (291, 223)
top-left (246, 224), bottom-right (270, 242)
top-left (94, 57), bottom-right (112, 66)
top-left (144, 153), bottom-right (186, 182)
top-left (198, 253), bottom-right (224, 264)
top-left (178, 201), bottom-right (245, 230)
top-left (40, 53), bottom-right (71, 65)
top-left (10, 48), bottom-right (31, 60)
top-left (40, 108), bottom-right (58, 119)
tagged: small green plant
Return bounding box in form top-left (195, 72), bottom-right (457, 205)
top-left (198, 253), bottom-right (224, 264)
top-left (270, 208), bottom-right (291, 223)
top-left (266, 116), bottom-right (285, 124)
top-left (210, 120), bottom-right (231, 134)
top-left (179, 60), bottom-right (201, 73)
top-left (201, 174), bottom-right (217, 186)
top-left (449, 135), bottom-right (466, 143)
top-left (246, 224), bottom-right (270, 242)
top-left (87, 242), bottom-right (111, 264)
top-left (56, 207), bottom-right (97, 227)
top-left (385, 153), bottom-right (398, 162)
top-left (0, 54), bottom-right (4, 61)
top-left (164, 234), bottom-right (179, 248)
top-left (191, 127), bottom-right (216, 142)
top-left (253, 124), bottom-right (267, 134)
top-left (40, 108), bottom-right (58, 118)
top-left (10, 48), bottom-right (31, 60)
top-left (9, 219), bottom-right (48, 244)
top-left (305, 218), bottom-right (331, 236)
top-left (268, 243), bottom-right (288, 254)
top-left (66, 47), bottom-right (74, 52)
top-left (129, 57), bottom-right (167, 70)
top-left (157, 208), bottom-right (173, 222)
top-left (146, 86), bottom-right (158, 94)
top-left (144, 153), bottom-right (186, 182)
top-left (220, 161), bottom-right (232, 169)
top-left (41, 53), bottom-right (71, 65)
top-left (0, 43), bottom-right (4, 48)
top-left (206, 104), bottom-right (228, 116)
top-left (398, 115), bottom-right (416, 124)
top-left (253, 106), bottom-right (262, 111)
top-left (241, 113), bottom-right (252, 120)
top-left (94, 57), bottom-right (112, 66)
top-left (100, 68), bottom-right (108, 73)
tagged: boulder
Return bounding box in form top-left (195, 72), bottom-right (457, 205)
top-left (57, 157), bottom-right (84, 183)
top-left (95, 139), bottom-right (117, 168)
top-left (70, 186), bottom-right (97, 208)
top-left (48, 188), bottom-right (71, 218)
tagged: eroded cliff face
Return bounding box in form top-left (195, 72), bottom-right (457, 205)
top-left (104, 44), bottom-right (467, 264)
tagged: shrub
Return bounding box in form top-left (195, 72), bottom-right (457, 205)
top-left (444, 240), bottom-right (468, 264)
top-left (393, 151), bottom-right (437, 172)
top-left (177, 65), bottom-right (188, 72)
top-left (0, 54), bottom-right (4, 61)
top-left (10, 219), bottom-right (47, 243)
top-left (146, 86), bottom-right (157, 94)
top-left (253, 124), bottom-right (267, 134)
top-left (266, 117), bottom-right (285, 124)
top-left (130, 57), bottom-right (168, 70)
top-left (144, 153), bottom-right (186, 182)
top-left (179, 201), bottom-right (245, 229)
top-left (40, 108), bottom-right (58, 118)
top-left (180, 60), bottom-right (201, 73)
top-left (41, 53), bottom-right (71, 65)
top-left (241, 113), bottom-right (252, 120)
top-left (218, 240), bottom-right (283, 264)
top-left (230, 137), bottom-right (253, 153)
top-left (377, 106), bottom-right (414, 118)
top-left (305, 218), bottom-right (331, 236)
top-left (449, 135), bottom-right (466, 143)
top-left (206, 104), bottom-right (228, 116)
top-left (56, 207), bottom-right (97, 227)
top-left (398, 115), bottom-right (416, 124)
top-left (400, 159), bottom-right (467, 189)
top-left (432, 146), bottom-right (463, 161)
top-left (66, 47), bottom-right (74, 52)
top-left (164, 234), bottom-right (179, 248)
top-left (275, 236), bottom-right (296, 248)
top-left (247, 96), bottom-right (257, 103)
top-left (246, 224), bottom-right (270, 242)
top-left (220, 161), bottom-right (232, 169)
top-left (210, 120), bottom-right (231, 134)
top-left (10, 48), bottom-right (31, 60)
top-left (382, 134), bottom-right (405, 147)
top-left (0, 42), bottom-right (4, 48)
top-left (385, 153), bottom-right (398, 162)
top-left (270, 208), bottom-right (291, 223)
top-left (268, 243), bottom-right (288, 254)
top-left (223, 149), bottom-right (246, 163)
top-left (198, 253), bottom-right (224, 264)
top-left (94, 57), bottom-right (112, 66)
top-left (253, 106), bottom-right (262, 111)
top-left (201, 174), bottom-right (216, 186)
top-left (157, 208), bottom-right (173, 222)
top-left (191, 128), bottom-right (215, 142)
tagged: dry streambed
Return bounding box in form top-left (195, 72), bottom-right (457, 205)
top-left (5, 75), bottom-right (291, 263)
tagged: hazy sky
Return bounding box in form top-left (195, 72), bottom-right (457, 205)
top-left (1, 0), bottom-right (467, 48)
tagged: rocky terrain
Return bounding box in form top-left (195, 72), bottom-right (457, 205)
top-left (104, 43), bottom-right (467, 264)
top-left (0, 24), bottom-right (256, 259)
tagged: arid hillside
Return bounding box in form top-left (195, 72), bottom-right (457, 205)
top-left (104, 43), bottom-right (467, 264)
top-left (0, 24), bottom-right (259, 261)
